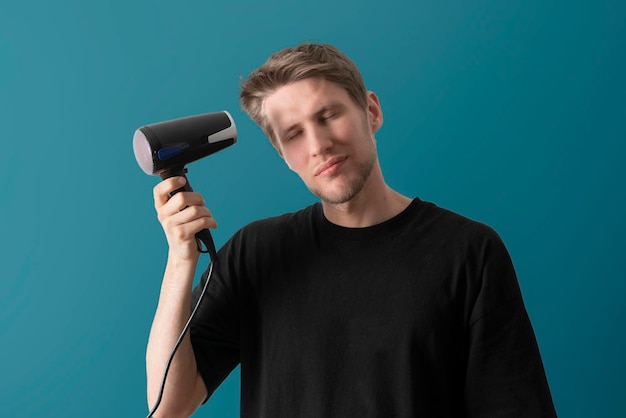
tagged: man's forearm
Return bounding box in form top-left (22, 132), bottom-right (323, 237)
top-left (146, 255), bottom-right (206, 417)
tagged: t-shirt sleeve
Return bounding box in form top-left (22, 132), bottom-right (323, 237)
top-left (464, 228), bottom-right (557, 417)
top-left (189, 234), bottom-right (242, 402)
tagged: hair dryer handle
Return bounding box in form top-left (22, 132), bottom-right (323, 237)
top-left (159, 166), bottom-right (218, 260)
top-left (160, 166), bottom-right (193, 194)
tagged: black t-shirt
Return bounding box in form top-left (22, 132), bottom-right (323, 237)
top-left (190, 198), bottom-right (556, 417)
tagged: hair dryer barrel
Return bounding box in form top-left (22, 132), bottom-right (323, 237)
top-left (133, 111), bottom-right (237, 176)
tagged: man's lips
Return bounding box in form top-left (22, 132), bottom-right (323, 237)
top-left (314, 156), bottom-right (347, 177)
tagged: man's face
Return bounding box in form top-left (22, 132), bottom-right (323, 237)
top-left (264, 77), bottom-right (383, 204)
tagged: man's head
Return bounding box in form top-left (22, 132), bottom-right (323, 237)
top-left (240, 43), bottom-right (368, 149)
top-left (240, 43), bottom-right (384, 205)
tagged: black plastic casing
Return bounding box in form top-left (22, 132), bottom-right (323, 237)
top-left (133, 111), bottom-right (237, 176)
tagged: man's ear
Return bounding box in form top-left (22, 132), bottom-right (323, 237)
top-left (366, 91), bottom-right (383, 133)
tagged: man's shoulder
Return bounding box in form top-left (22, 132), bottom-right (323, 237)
top-left (412, 198), bottom-right (503, 244)
top-left (238, 202), bottom-right (320, 236)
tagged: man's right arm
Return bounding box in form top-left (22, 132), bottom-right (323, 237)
top-left (145, 176), bottom-right (217, 417)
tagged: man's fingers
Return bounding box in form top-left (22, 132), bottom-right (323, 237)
top-left (153, 177), bottom-right (187, 208)
top-left (167, 205), bottom-right (217, 229)
top-left (164, 214), bottom-right (218, 243)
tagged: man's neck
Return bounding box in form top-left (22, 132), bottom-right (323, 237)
top-left (321, 169), bottom-right (411, 228)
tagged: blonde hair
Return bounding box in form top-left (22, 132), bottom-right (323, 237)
top-left (240, 43), bottom-right (367, 147)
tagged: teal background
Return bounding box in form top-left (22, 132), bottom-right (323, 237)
top-left (1, 0), bottom-right (624, 416)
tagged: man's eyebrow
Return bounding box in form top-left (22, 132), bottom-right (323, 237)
top-left (315, 102), bottom-right (345, 115)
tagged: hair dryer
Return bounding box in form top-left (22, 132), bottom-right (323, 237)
top-left (133, 110), bottom-right (237, 176)
top-left (133, 111), bottom-right (237, 258)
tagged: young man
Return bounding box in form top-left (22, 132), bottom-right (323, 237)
top-left (146, 43), bottom-right (556, 417)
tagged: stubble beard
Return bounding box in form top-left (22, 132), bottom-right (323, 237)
top-left (308, 145), bottom-right (377, 205)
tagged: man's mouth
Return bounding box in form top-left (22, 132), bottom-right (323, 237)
top-left (315, 156), bottom-right (347, 177)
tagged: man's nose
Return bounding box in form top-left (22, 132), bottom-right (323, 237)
top-left (307, 125), bottom-right (333, 156)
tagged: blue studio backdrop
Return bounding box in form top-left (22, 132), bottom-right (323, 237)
top-left (1, 1), bottom-right (624, 417)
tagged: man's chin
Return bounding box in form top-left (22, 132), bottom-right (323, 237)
top-left (307, 159), bottom-right (375, 205)
top-left (310, 182), bottom-right (363, 205)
